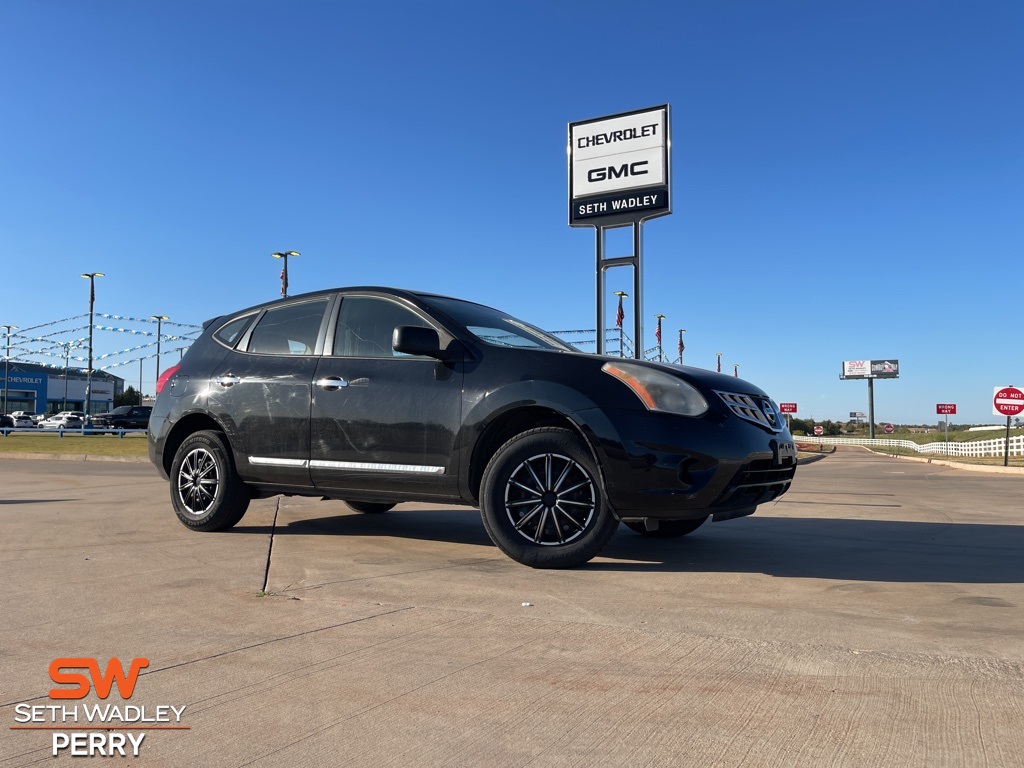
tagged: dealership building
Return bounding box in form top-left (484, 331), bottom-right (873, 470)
top-left (1, 362), bottom-right (125, 416)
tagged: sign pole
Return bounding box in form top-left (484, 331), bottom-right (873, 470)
top-left (868, 379), bottom-right (875, 439)
top-left (1006, 416), bottom-right (1012, 467)
top-left (595, 227), bottom-right (606, 355)
top-left (633, 222), bottom-right (643, 360)
top-left (945, 414), bottom-right (949, 457)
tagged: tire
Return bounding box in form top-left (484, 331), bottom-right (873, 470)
top-left (479, 427), bottom-right (617, 568)
top-left (345, 501), bottom-right (396, 514)
top-left (622, 516), bottom-right (708, 538)
top-left (169, 430), bottom-right (250, 531)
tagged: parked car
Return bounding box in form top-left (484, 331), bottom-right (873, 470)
top-left (0, 414), bottom-right (13, 428)
top-left (38, 412), bottom-right (86, 429)
top-left (9, 414), bottom-right (35, 429)
top-left (91, 405), bottom-right (152, 432)
top-left (149, 287), bottom-right (796, 568)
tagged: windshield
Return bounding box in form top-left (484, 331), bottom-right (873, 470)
top-left (424, 296), bottom-right (576, 352)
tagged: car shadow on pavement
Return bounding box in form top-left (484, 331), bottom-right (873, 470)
top-left (235, 508), bottom-right (1024, 584)
top-left (600, 516), bottom-right (1024, 583)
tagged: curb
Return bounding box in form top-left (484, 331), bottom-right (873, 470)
top-left (0, 452), bottom-right (149, 463)
top-left (846, 444), bottom-right (1024, 475)
top-left (883, 452), bottom-right (1024, 475)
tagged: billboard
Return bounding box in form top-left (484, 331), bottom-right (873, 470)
top-left (568, 105), bottom-right (670, 227)
top-left (841, 360), bottom-right (900, 380)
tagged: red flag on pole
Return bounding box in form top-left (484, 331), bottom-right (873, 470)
top-left (280, 264), bottom-right (287, 297)
top-left (615, 296), bottom-right (624, 328)
top-left (655, 318), bottom-right (662, 346)
top-left (678, 332), bottom-right (684, 358)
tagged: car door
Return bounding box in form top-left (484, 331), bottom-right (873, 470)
top-left (309, 294), bottom-right (463, 499)
top-left (208, 296), bottom-right (332, 488)
top-left (127, 407), bottom-right (150, 428)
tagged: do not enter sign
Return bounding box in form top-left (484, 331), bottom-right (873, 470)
top-left (813, 425), bottom-right (824, 436)
top-left (993, 386), bottom-right (1024, 417)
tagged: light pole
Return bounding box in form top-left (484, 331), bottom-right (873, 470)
top-left (2, 324), bottom-right (18, 414)
top-left (272, 251), bottom-right (300, 297)
top-left (150, 315), bottom-right (169, 397)
top-left (80, 272), bottom-right (104, 417)
top-left (613, 291), bottom-right (628, 357)
top-left (733, 363), bottom-right (739, 378)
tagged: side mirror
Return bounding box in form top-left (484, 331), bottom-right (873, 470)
top-left (392, 325), bottom-right (444, 359)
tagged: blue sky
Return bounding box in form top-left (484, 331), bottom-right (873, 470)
top-left (2, 1), bottom-right (1021, 424)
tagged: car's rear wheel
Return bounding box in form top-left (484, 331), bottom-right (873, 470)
top-left (622, 516), bottom-right (708, 538)
top-left (169, 430), bottom-right (250, 531)
top-left (344, 501), bottom-right (396, 514)
top-left (479, 427), bottom-right (617, 568)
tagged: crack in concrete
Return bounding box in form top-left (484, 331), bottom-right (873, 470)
top-left (260, 498), bottom-right (281, 594)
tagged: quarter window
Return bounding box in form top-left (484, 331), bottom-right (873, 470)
top-left (248, 299), bottom-right (329, 356)
top-left (214, 315), bottom-right (255, 348)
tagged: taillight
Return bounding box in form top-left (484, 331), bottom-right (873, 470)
top-left (156, 365), bottom-right (181, 394)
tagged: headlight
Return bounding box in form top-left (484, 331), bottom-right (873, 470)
top-left (602, 361), bottom-right (709, 417)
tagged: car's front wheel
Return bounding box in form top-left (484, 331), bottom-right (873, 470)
top-left (622, 516), bottom-right (708, 538)
top-left (479, 427), bottom-right (617, 568)
top-left (169, 430), bottom-right (250, 531)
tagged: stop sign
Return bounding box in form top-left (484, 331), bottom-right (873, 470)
top-left (883, 424), bottom-right (894, 434)
top-left (993, 386), bottom-right (1024, 417)
top-left (813, 425), bottom-right (824, 436)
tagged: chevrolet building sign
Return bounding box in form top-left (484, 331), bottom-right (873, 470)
top-left (569, 105), bottom-right (671, 227)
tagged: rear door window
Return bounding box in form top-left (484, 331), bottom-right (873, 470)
top-left (247, 299), bottom-right (331, 356)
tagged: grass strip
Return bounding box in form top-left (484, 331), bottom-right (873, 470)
top-left (0, 432), bottom-right (149, 457)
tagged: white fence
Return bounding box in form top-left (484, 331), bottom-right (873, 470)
top-left (798, 435), bottom-right (1024, 458)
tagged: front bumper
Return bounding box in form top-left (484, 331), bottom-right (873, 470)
top-left (573, 406), bottom-right (796, 520)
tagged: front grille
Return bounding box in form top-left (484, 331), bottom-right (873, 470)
top-left (716, 391), bottom-right (784, 432)
top-left (717, 457), bottom-right (796, 508)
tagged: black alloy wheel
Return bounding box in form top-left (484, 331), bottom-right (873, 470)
top-left (480, 427), bottom-right (617, 568)
top-left (169, 430), bottom-right (250, 531)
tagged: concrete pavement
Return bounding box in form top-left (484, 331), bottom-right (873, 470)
top-left (1, 448), bottom-right (1022, 766)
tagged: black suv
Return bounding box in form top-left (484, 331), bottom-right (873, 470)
top-left (92, 405), bottom-right (153, 432)
top-left (149, 288), bottom-right (795, 568)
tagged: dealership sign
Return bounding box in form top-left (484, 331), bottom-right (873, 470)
top-left (840, 360), bottom-right (900, 380)
top-left (569, 105), bottom-right (670, 226)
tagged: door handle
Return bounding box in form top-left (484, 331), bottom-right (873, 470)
top-left (216, 375), bottom-right (241, 387)
top-left (316, 376), bottom-right (349, 391)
